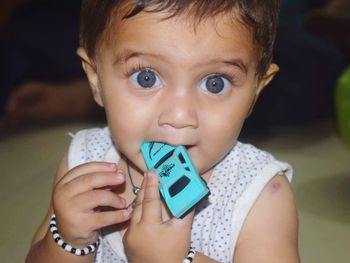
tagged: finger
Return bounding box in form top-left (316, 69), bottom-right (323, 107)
top-left (59, 162), bottom-right (119, 184)
top-left (140, 171), bottom-right (162, 223)
top-left (169, 209), bottom-right (195, 228)
top-left (90, 210), bottom-right (130, 230)
top-left (73, 190), bottom-right (127, 212)
top-left (64, 169), bottom-right (125, 195)
top-left (129, 174), bottom-right (146, 225)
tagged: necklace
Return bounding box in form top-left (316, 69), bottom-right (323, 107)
top-left (126, 159), bottom-right (141, 210)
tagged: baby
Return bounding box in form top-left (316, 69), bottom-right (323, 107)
top-left (26, 1), bottom-right (299, 262)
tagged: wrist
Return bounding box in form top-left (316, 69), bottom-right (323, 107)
top-left (52, 214), bottom-right (99, 248)
top-left (26, 233), bottom-right (95, 263)
top-left (182, 247), bottom-right (196, 263)
top-left (49, 214), bottom-right (100, 256)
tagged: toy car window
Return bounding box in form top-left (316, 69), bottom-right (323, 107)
top-left (169, 175), bottom-right (190, 197)
top-left (154, 149), bottom-right (175, 169)
top-left (178, 153), bottom-right (186, 163)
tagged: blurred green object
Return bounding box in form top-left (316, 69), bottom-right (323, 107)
top-left (335, 66), bottom-right (350, 146)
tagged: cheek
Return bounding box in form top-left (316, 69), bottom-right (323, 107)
top-left (106, 103), bottom-right (151, 140)
top-left (199, 98), bottom-right (251, 159)
top-left (201, 114), bottom-right (242, 157)
top-left (202, 99), bottom-right (248, 137)
top-left (102, 91), bottom-right (163, 160)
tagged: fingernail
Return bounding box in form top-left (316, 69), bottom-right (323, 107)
top-left (144, 170), bottom-right (156, 178)
top-left (117, 170), bottom-right (125, 176)
top-left (123, 210), bottom-right (130, 219)
top-left (108, 163), bottom-right (117, 170)
top-left (116, 171), bottom-right (125, 181)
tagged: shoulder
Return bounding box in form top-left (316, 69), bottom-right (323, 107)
top-left (69, 127), bottom-right (112, 147)
top-left (212, 142), bottom-right (292, 194)
top-left (221, 142), bottom-right (289, 172)
top-left (233, 175), bottom-right (299, 262)
top-left (191, 143), bottom-right (295, 262)
top-left (233, 142), bottom-right (287, 171)
top-left (67, 127), bottom-right (114, 169)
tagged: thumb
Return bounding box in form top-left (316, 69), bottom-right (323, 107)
top-left (140, 171), bottom-right (162, 223)
top-left (170, 209), bottom-right (195, 228)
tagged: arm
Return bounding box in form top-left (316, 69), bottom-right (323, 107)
top-left (26, 153), bottom-right (93, 263)
top-left (26, 152), bottom-right (130, 263)
top-left (233, 175), bottom-right (300, 263)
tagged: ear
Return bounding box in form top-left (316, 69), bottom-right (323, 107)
top-left (256, 63), bottom-right (279, 96)
top-left (246, 63), bottom-right (279, 117)
top-left (76, 48), bottom-right (104, 107)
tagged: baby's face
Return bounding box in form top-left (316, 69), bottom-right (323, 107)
top-left (89, 11), bottom-right (265, 177)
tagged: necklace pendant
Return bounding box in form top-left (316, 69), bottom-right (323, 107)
top-left (133, 186), bottom-right (141, 195)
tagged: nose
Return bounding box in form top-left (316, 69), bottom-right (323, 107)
top-left (158, 90), bottom-right (199, 130)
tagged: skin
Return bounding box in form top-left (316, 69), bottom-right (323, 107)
top-left (26, 9), bottom-right (299, 263)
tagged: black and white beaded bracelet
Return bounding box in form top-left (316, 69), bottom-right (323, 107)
top-left (183, 247), bottom-right (196, 263)
top-left (49, 214), bottom-right (100, 256)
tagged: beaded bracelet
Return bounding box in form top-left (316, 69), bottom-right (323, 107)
top-left (183, 247), bottom-right (196, 263)
top-left (49, 214), bottom-right (100, 256)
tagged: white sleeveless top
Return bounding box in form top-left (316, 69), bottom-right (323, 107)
top-left (67, 127), bottom-right (292, 263)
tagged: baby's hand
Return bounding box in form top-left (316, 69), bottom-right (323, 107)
top-left (52, 162), bottom-right (130, 248)
top-left (123, 171), bottom-right (193, 263)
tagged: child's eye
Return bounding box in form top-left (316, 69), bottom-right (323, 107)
top-left (130, 69), bottom-right (161, 89)
top-left (200, 75), bottom-right (230, 94)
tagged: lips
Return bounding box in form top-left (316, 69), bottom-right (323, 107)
top-left (147, 139), bottom-right (194, 147)
top-left (184, 145), bottom-right (194, 150)
top-left (168, 143), bottom-right (195, 151)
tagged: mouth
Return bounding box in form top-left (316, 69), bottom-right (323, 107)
top-left (184, 145), bottom-right (194, 151)
top-left (149, 140), bottom-right (195, 149)
top-left (166, 143), bottom-right (195, 151)
top-left (142, 140), bottom-right (196, 153)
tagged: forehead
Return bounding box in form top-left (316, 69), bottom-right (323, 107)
top-left (99, 10), bottom-right (256, 69)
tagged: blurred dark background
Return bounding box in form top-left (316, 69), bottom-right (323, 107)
top-left (0, 0), bottom-right (103, 132)
top-left (246, 0), bottom-right (349, 132)
top-left (0, 0), bottom-right (349, 135)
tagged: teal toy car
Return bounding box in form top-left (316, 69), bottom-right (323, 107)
top-left (141, 142), bottom-right (210, 218)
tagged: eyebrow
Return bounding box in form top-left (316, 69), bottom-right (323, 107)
top-left (207, 58), bottom-right (248, 74)
top-left (113, 49), bottom-right (166, 65)
top-left (113, 49), bottom-right (249, 74)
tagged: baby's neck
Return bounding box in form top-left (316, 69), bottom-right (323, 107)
top-left (116, 157), bottom-right (143, 206)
